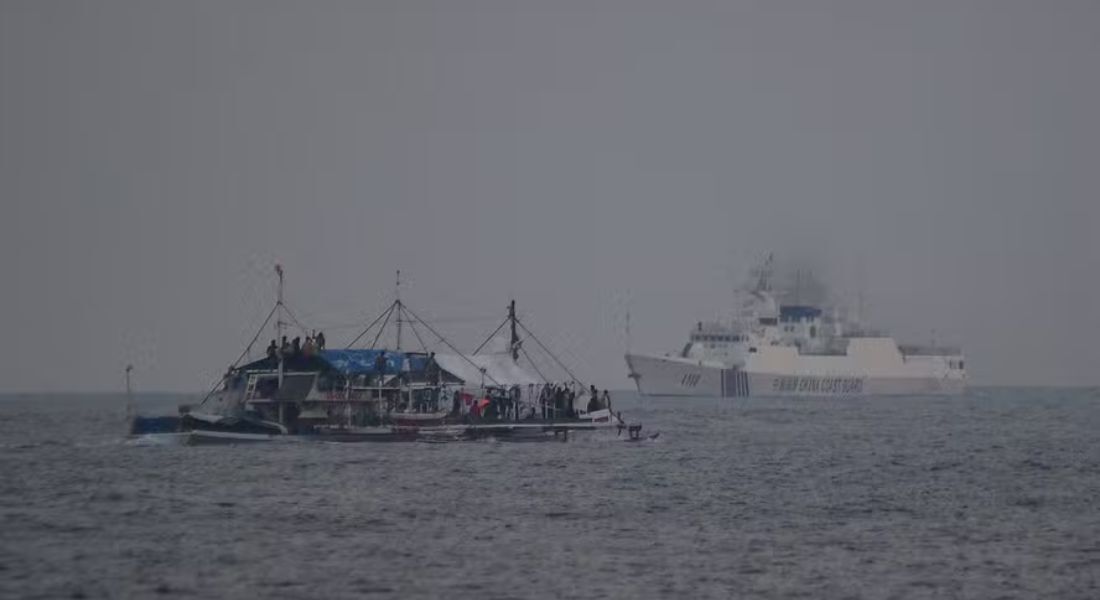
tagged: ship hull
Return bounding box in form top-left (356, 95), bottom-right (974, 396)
top-left (625, 353), bottom-right (966, 397)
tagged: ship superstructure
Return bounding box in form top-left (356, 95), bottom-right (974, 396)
top-left (625, 256), bottom-right (966, 397)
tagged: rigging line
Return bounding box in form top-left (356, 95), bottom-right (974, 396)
top-left (399, 303), bottom-right (503, 387)
top-left (345, 301), bottom-right (396, 349)
top-left (198, 302), bottom-right (278, 408)
top-left (280, 303), bottom-right (312, 336)
top-left (404, 307), bottom-right (431, 354)
top-left (519, 343), bottom-right (550, 384)
top-left (514, 318), bottom-right (583, 385)
top-left (471, 317), bottom-right (509, 355)
top-left (369, 302), bottom-right (396, 350)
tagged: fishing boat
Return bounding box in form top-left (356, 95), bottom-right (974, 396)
top-left (168, 268), bottom-right (633, 444)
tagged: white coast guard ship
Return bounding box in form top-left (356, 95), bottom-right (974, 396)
top-left (625, 257), bottom-right (966, 397)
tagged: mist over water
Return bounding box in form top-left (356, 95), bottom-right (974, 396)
top-left (2, 389), bottom-right (1098, 599)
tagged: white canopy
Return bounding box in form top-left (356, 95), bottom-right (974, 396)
top-left (433, 353), bottom-right (542, 387)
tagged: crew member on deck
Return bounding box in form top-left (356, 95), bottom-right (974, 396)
top-left (266, 340), bottom-right (277, 360)
top-left (315, 330), bottom-right (326, 350)
top-left (374, 351), bottom-right (387, 386)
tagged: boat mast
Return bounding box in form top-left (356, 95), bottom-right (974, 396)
top-left (509, 299), bottom-right (519, 361)
top-left (276, 263), bottom-right (285, 388)
top-left (124, 364), bottom-right (134, 422)
top-left (395, 269), bottom-right (402, 352)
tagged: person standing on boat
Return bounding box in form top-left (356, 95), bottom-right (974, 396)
top-left (588, 385), bottom-right (599, 413)
top-left (398, 353), bottom-right (410, 385)
top-left (426, 352), bottom-right (440, 411)
top-left (540, 385), bottom-right (551, 420)
top-left (266, 340), bottom-right (277, 361)
top-left (602, 390), bottom-right (611, 412)
top-left (451, 389), bottom-right (462, 416)
top-left (373, 351), bottom-right (387, 386)
top-left (315, 330), bottom-right (326, 350)
top-left (510, 385), bottom-right (521, 421)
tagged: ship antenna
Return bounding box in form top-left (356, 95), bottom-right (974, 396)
top-left (626, 310), bottom-right (632, 353)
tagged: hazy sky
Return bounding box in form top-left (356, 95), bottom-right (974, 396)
top-left (2, 1), bottom-right (1098, 392)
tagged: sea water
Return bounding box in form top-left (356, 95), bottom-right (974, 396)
top-left (1, 389), bottom-right (1098, 599)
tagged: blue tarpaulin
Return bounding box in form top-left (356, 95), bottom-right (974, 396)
top-left (318, 349), bottom-right (428, 375)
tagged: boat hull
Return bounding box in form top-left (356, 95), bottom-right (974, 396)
top-left (626, 353), bottom-right (966, 397)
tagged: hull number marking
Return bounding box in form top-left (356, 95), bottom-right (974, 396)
top-left (771, 376), bottom-right (864, 394)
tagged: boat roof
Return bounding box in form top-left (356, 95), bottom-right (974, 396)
top-left (320, 349), bottom-right (429, 375)
top-left (235, 349), bottom-right (540, 387)
top-left (237, 349), bottom-right (429, 376)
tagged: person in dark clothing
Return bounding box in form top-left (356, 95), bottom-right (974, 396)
top-left (373, 351), bottom-right (387, 386)
top-left (291, 336), bottom-right (301, 355)
top-left (266, 340), bottom-right (278, 360)
top-left (510, 385), bottom-right (521, 421)
top-left (553, 386), bottom-right (565, 420)
top-left (588, 385), bottom-right (599, 413)
top-left (425, 352), bottom-right (440, 409)
top-left (452, 389), bottom-right (462, 415)
top-left (315, 331), bottom-right (326, 350)
top-left (280, 336), bottom-right (289, 355)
